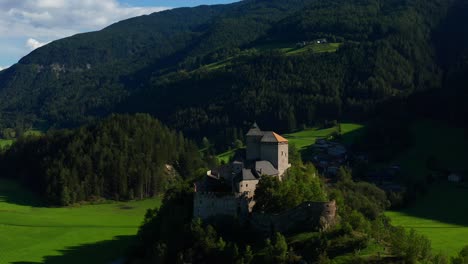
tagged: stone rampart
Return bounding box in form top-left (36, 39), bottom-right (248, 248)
top-left (249, 200), bottom-right (337, 235)
top-left (193, 192), bottom-right (252, 219)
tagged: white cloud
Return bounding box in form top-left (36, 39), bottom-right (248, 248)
top-left (0, 0), bottom-right (169, 65)
top-left (26, 38), bottom-right (49, 50)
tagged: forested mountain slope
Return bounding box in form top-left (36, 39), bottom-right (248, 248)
top-left (0, 0), bottom-right (463, 147)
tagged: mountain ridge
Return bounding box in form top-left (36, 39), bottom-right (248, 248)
top-left (0, 0), bottom-right (466, 148)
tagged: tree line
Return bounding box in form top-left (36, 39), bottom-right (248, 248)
top-left (0, 114), bottom-right (204, 205)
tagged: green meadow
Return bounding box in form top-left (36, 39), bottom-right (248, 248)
top-left (253, 42), bottom-right (342, 55)
top-left (386, 182), bottom-right (468, 256)
top-left (284, 123), bottom-right (365, 150)
top-left (0, 139), bottom-right (13, 149)
top-left (0, 179), bottom-right (161, 264)
top-left (387, 120), bottom-right (468, 256)
top-left (283, 43), bottom-right (342, 55)
top-left (217, 149), bottom-right (238, 164)
top-left (0, 129), bottom-right (44, 150)
top-left (197, 42), bottom-right (342, 73)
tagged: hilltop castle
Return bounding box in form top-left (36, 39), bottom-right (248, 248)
top-left (193, 123), bottom-right (337, 233)
top-left (193, 123), bottom-right (291, 219)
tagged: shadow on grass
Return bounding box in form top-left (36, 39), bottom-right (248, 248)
top-left (12, 235), bottom-right (135, 264)
top-left (0, 178), bottom-right (45, 207)
top-left (396, 182), bottom-right (468, 227)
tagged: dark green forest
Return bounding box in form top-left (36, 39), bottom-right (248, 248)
top-left (0, 114), bottom-right (203, 205)
top-left (1, 0), bottom-right (467, 150)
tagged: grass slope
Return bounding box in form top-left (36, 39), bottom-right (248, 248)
top-left (197, 42), bottom-right (342, 73)
top-left (217, 148), bottom-right (238, 164)
top-left (0, 129), bottom-right (44, 150)
top-left (284, 43), bottom-right (342, 55)
top-left (284, 123), bottom-right (365, 150)
top-left (0, 179), bottom-right (161, 264)
top-left (387, 120), bottom-right (468, 256)
top-left (0, 139), bottom-right (13, 148)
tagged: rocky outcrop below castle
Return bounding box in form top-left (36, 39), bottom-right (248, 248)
top-left (249, 200), bottom-right (337, 235)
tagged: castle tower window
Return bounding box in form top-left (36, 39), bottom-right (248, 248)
top-left (246, 184), bottom-right (248, 187)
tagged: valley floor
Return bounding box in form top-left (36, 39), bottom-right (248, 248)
top-left (386, 182), bottom-right (468, 256)
top-left (0, 179), bottom-right (161, 264)
top-left (385, 120), bottom-right (468, 256)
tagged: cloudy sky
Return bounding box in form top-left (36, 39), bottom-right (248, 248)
top-left (0, 0), bottom-right (238, 70)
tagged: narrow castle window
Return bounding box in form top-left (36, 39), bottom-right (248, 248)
top-left (246, 184), bottom-right (248, 187)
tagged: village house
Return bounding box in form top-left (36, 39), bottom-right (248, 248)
top-left (312, 139), bottom-right (348, 176)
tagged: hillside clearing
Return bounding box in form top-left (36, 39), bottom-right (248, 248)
top-left (0, 179), bottom-right (161, 263)
top-left (196, 42), bottom-right (342, 73)
top-left (284, 123), bottom-right (365, 150)
top-left (254, 42), bottom-right (342, 55)
top-left (0, 139), bottom-right (13, 148)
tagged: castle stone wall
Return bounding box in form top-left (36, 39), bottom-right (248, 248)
top-left (260, 143), bottom-right (279, 169)
top-left (193, 192), bottom-right (239, 220)
top-left (246, 136), bottom-right (262, 160)
top-left (277, 142), bottom-right (290, 176)
top-left (238, 179), bottom-right (259, 198)
top-left (250, 200), bottom-right (337, 235)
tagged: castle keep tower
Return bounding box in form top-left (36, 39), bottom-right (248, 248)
top-left (260, 132), bottom-right (290, 176)
top-left (246, 123), bottom-right (291, 176)
top-left (246, 123), bottom-right (263, 160)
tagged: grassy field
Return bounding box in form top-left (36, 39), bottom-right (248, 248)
top-left (284, 123), bottom-right (365, 150)
top-left (0, 129), bottom-right (44, 150)
top-left (254, 42), bottom-right (342, 55)
top-left (386, 120), bottom-right (468, 256)
top-left (197, 42), bottom-right (342, 73)
top-left (23, 129), bottom-right (44, 137)
top-left (0, 139), bottom-right (13, 148)
top-left (283, 43), bottom-right (342, 55)
top-left (386, 183), bottom-right (468, 256)
top-left (217, 148), bottom-right (238, 164)
top-left (0, 179), bottom-right (161, 264)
